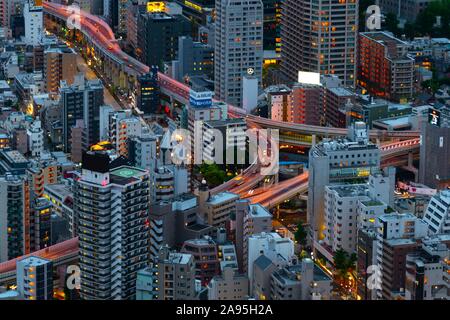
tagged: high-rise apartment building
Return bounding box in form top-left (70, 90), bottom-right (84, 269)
top-left (198, 190), bottom-right (240, 228)
top-left (30, 197), bottom-right (52, 251)
top-left (419, 106), bottom-right (450, 189)
top-left (108, 110), bottom-right (142, 157)
top-left (137, 10), bottom-right (191, 69)
top-left (44, 47), bottom-right (77, 94)
top-left (289, 83), bottom-right (323, 125)
top-left (60, 76), bottom-right (104, 153)
top-left (308, 122), bottom-right (380, 241)
top-left (324, 184), bottom-right (372, 253)
top-left (214, 0), bottom-right (264, 107)
top-left (24, 0), bottom-right (43, 46)
top-left (375, 213), bottom-right (429, 300)
top-left (173, 36), bottom-right (214, 82)
top-left (280, 0), bottom-right (358, 87)
top-left (0, 174), bottom-right (28, 262)
top-left (202, 118), bottom-right (247, 168)
top-left (358, 32), bottom-right (415, 102)
top-left (75, 151), bottom-right (150, 300)
top-left (235, 200), bottom-right (272, 273)
top-left (136, 68), bottom-right (160, 115)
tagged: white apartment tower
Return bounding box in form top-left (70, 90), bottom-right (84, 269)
top-left (214, 0), bottom-right (264, 107)
top-left (24, 0), bottom-right (43, 46)
top-left (74, 151), bottom-right (150, 300)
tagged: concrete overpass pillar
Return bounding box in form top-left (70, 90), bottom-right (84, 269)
top-left (112, 66), bottom-right (120, 88)
top-left (119, 70), bottom-right (127, 90)
top-left (312, 134), bottom-right (317, 146)
top-left (408, 151), bottom-right (414, 167)
top-left (408, 151), bottom-right (419, 183)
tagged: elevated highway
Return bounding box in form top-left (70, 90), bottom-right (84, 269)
top-left (0, 237), bottom-right (78, 284)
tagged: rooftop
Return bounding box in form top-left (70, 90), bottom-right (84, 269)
top-left (361, 199), bottom-right (385, 207)
top-left (328, 87), bottom-right (354, 97)
top-left (249, 203), bottom-right (272, 218)
top-left (207, 191), bottom-right (239, 206)
top-left (1, 149), bottom-right (28, 164)
top-left (18, 256), bottom-right (51, 267)
top-left (110, 166), bottom-right (148, 185)
top-left (374, 116), bottom-right (411, 128)
top-left (166, 252), bottom-right (192, 265)
top-left (204, 118), bottom-right (247, 128)
top-left (326, 184), bottom-right (369, 198)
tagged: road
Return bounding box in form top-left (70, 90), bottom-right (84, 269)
top-left (76, 55), bottom-right (121, 110)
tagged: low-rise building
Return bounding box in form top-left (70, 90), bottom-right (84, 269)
top-left (270, 259), bottom-right (332, 300)
top-left (207, 267), bottom-right (249, 300)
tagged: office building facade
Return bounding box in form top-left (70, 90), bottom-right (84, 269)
top-left (214, 0), bottom-right (264, 107)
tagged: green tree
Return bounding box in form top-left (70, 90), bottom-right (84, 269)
top-left (333, 249), bottom-right (348, 273)
top-left (333, 249), bottom-right (357, 276)
top-left (415, 0), bottom-right (450, 38)
top-left (199, 163), bottom-right (227, 187)
top-left (422, 79), bottom-right (441, 94)
top-left (384, 13), bottom-right (401, 36)
top-left (294, 223), bottom-right (308, 247)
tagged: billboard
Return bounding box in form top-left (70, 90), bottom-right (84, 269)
top-left (147, 2), bottom-right (165, 13)
top-left (428, 108), bottom-right (441, 126)
top-left (298, 71), bottom-right (321, 85)
top-left (189, 90), bottom-right (213, 108)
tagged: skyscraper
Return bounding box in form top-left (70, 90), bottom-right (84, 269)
top-left (214, 0), bottom-right (264, 107)
top-left (0, 174), bottom-right (28, 262)
top-left (137, 10), bottom-right (191, 69)
top-left (280, 0), bottom-right (358, 87)
top-left (75, 151), bottom-right (150, 300)
top-left (60, 76), bottom-right (104, 153)
top-left (136, 67), bottom-right (160, 115)
top-left (419, 106), bottom-right (450, 189)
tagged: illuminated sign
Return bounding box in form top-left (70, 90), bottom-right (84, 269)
top-left (147, 2), bottom-right (166, 13)
top-left (298, 71), bottom-right (321, 85)
top-left (428, 108), bottom-right (441, 126)
top-left (189, 90), bottom-right (212, 107)
top-left (184, 0), bottom-right (202, 12)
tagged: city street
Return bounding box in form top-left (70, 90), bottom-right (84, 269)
top-left (76, 55), bottom-right (121, 111)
